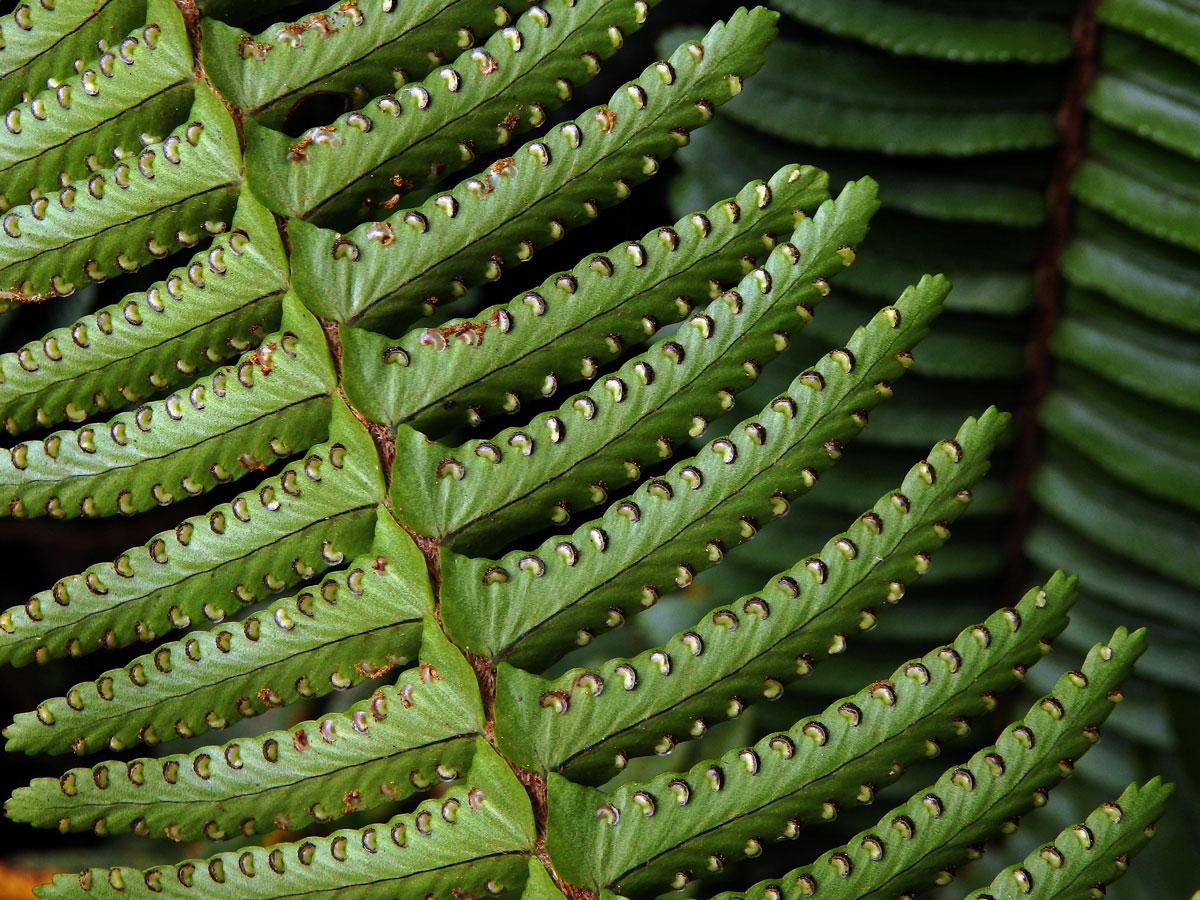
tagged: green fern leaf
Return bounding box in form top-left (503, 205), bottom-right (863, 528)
top-left (442, 275), bottom-right (948, 668)
top-left (718, 40), bottom-right (1059, 157)
top-left (5, 510), bottom-right (428, 758)
top-left (494, 408), bottom-right (1012, 780)
top-left (0, 192), bottom-right (288, 436)
top-left (702, 629), bottom-right (1153, 900)
top-left (391, 179), bottom-right (878, 548)
top-left (1100, 0), bottom-right (1200, 64)
top-left (8, 619), bottom-right (482, 840)
top-left (546, 577), bottom-right (1123, 898)
top-left (0, 84), bottom-right (241, 302)
top-left (1060, 209), bottom-right (1200, 331)
top-left (0, 0), bottom-right (193, 206)
top-left (1041, 374), bottom-right (1200, 512)
top-left (0, 295), bottom-right (331, 520)
top-left (672, 118), bottom-right (1049, 229)
top-left (1073, 125), bottom-right (1200, 254)
top-left (203, 0), bottom-right (504, 127)
top-left (34, 740), bottom-right (534, 900)
top-left (1087, 30), bottom-right (1200, 161)
top-left (289, 8), bottom-right (780, 327)
top-left (339, 163), bottom-right (829, 431)
top-left (0, 401), bottom-right (381, 674)
top-left (0, 1), bottom-right (147, 112)
top-left (1033, 453), bottom-right (1200, 590)
top-left (773, 0), bottom-right (1072, 63)
top-left (1052, 288), bottom-right (1200, 414)
top-left (960, 779), bottom-right (1172, 900)
top-left (244, 0), bottom-right (661, 223)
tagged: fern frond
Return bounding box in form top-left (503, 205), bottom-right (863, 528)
top-left (1073, 125), bottom-right (1200, 255)
top-left (289, 8), bottom-right (780, 327)
top-left (1100, 0), bottom-right (1200, 65)
top-left (8, 620), bottom-right (482, 840)
top-left (33, 741), bottom-right (534, 900)
top-left (1087, 31), bottom-right (1200, 162)
top-left (0, 296), bottom-right (331, 520)
top-left (442, 276), bottom-right (948, 668)
top-left (0, 192), bottom-right (288, 437)
top-left (244, 0), bottom-right (661, 223)
top-left (0, 402), bottom-right (381, 674)
top-left (0, 85), bottom-right (241, 303)
top-left (1027, 519), bottom-right (1198, 632)
top-left (340, 163), bottom-right (828, 431)
top-left (673, 118), bottom-right (1049, 229)
top-left (0, 1), bottom-right (147, 112)
top-left (1034, 454), bottom-right (1200, 590)
top-left (773, 0), bottom-right (1072, 63)
top-left (703, 633), bottom-right (1154, 900)
top-left (545, 582), bottom-right (1135, 899)
top-left (1052, 289), bottom-right (1200, 414)
top-left (718, 40), bottom-right (1059, 157)
top-left (391, 179), bottom-right (877, 548)
top-left (961, 779), bottom-right (1172, 900)
top-left (1041, 374), bottom-right (1200, 512)
top-left (0, 0), bottom-right (194, 205)
top-left (1060, 209), bottom-right (1200, 331)
top-left (203, 0), bottom-right (504, 128)
top-left (494, 409), bottom-right (1012, 780)
top-left (6, 511), bottom-right (427, 758)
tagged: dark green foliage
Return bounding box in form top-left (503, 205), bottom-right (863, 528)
top-left (0, 1), bottom-right (1182, 899)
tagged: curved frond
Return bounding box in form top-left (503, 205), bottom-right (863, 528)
top-left (546, 591), bottom-right (1140, 899)
top-left (704, 641), bottom-right (1157, 900)
top-left (717, 39), bottom-right (1059, 157)
top-left (391, 179), bottom-right (878, 548)
top-left (243, 0), bottom-right (661, 223)
top-left (8, 620), bottom-right (482, 840)
top-left (203, 0), bottom-right (504, 127)
top-left (0, 0), bottom-right (194, 205)
top-left (774, 0), bottom-right (1072, 63)
top-left (6, 511), bottom-right (428, 757)
top-left (960, 780), bottom-right (1172, 900)
top-left (0, 401), bottom-right (382, 675)
top-left (33, 742), bottom-right (534, 900)
top-left (0, 295), bottom-right (332, 520)
top-left (289, 8), bottom-right (781, 327)
top-left (0, 1), bottom-right (147, 112)
top-left (0, 192), bottom-right (289, 436)
top-left (340, 163), bottom-right (828, 431)
top-left (494, 409), bottom-right (1012, 781)
top-left (442, 276), bottom-right (949, 668)
top-left (0, 85), bottom-right (242, 303)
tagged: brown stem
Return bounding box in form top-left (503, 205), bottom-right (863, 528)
top-left (1006, 0), bottom-right (1101, 598)
top-left (172, 0), bottom-right (203, 78)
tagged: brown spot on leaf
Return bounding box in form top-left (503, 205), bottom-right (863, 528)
top-left (438, 318), bottom-right (489, 345)
top-left (342, 789), bottom-right (363, 813)
top-left (595, 105), bottom-right (618, 133)
top-left (355, 658), bottom-right (397, 679)
top-left (239, 453), bottom-right (268, 472)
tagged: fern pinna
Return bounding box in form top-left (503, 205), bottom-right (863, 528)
top-left (0, 2), bottom-right (1171, 899)
top-left (666, 1), bottom-right (1200, 894)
